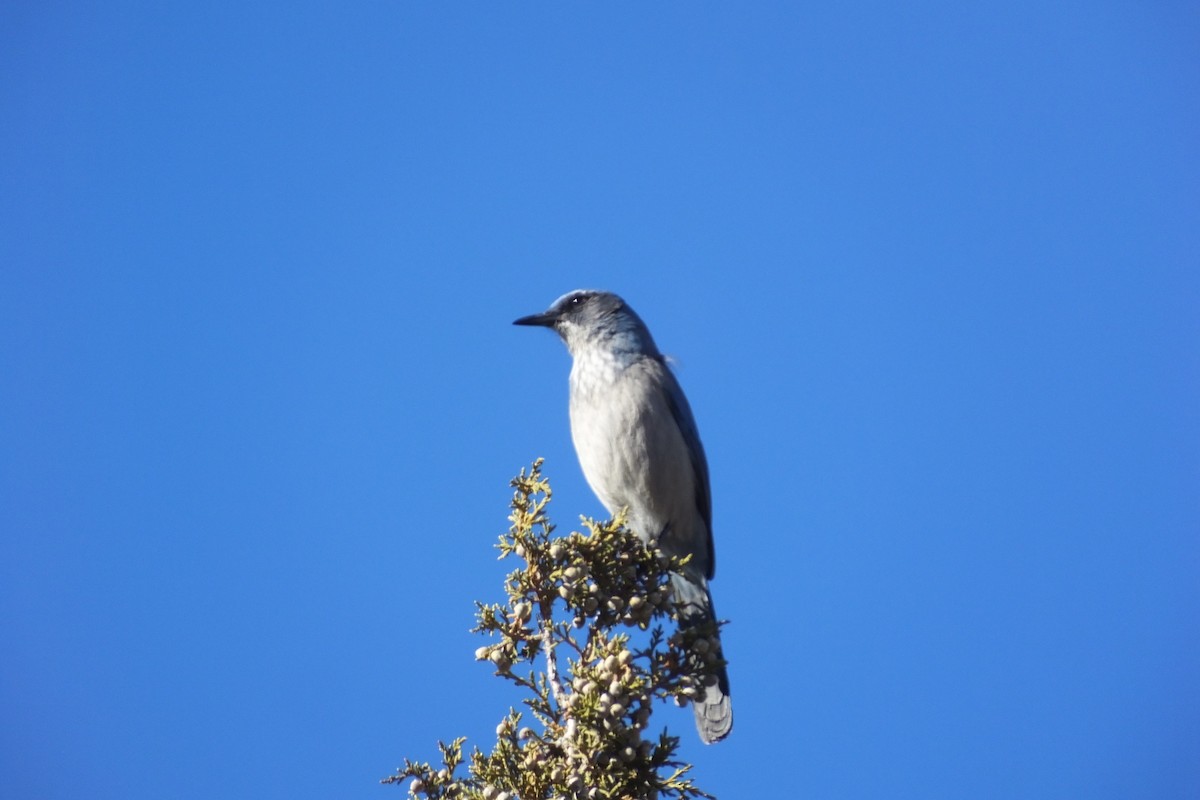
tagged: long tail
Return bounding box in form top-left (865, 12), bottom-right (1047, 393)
top-left (669, 573), bottom-right (733, 744)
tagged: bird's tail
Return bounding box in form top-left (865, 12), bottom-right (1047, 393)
top-left (669, 572), bottom-right (733, 744)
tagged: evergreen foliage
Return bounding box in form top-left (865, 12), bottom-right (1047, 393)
top-left (383, 460), bottom-right (722, 800)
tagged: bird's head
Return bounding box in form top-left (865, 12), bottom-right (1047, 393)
top-left (513, 289), bottom-right (659, 358)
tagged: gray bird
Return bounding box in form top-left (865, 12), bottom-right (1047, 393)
top-left (514, 289), bottom-right (732, 744)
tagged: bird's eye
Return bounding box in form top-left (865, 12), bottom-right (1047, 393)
top-left (569, 295), bottom-right (586, 307)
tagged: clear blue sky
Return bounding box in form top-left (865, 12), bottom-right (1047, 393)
top-left (2, 3), bottom-right (1198, 799)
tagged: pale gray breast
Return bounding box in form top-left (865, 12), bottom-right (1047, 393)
top-left (568, 349), bottom-right (633, 517)
top-left (569, 355), bottom-right (702, 564)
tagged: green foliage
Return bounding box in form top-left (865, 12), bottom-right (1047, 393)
top-left (382, 460), bottom-right (718, 800)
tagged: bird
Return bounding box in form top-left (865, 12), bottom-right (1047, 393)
top-left (513, 289), bottom-right (732, 744)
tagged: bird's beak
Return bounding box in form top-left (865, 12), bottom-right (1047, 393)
top-left (513, 311), bottom-right (557, 327)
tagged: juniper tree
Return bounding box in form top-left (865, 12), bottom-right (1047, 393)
top-left (383, 460), bottom-right (725, 800)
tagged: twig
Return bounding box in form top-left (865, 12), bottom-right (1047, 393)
top-left (540, 603), bottom-right (568, 710)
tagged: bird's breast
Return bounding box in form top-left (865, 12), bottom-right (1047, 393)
top-left (568, 355), bottom-right (637, 515)
top-left (568, 354), bottom-right (699, 555)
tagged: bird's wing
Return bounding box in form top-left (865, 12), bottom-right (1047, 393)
top-left (658, 358), bottom-right (715, 579)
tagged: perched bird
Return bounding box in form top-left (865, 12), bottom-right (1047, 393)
top-left (514, 289), bottom-right (732, 744)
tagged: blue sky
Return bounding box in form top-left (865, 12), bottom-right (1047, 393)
top-left (2, 3), bottom-right (1198, 798)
